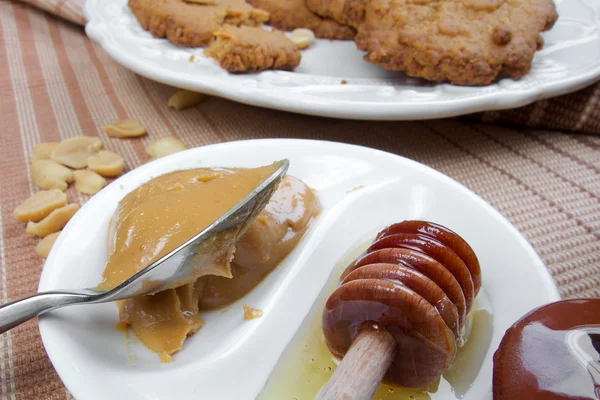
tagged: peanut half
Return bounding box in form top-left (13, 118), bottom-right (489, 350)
top-left (88, 150), bottom-right (125, 177)
top-left (30, 160), bottom-right (73, 191)
top-left (35, 231), bottom-right (61, 258)
top-left (74, 170), bottom-right (107, 195)
top-left (103, 120), bottom-right (147, 138)
top-left (291, 28), bottom-right (315, 50)
top-left (13, 189), bottom-right (67, 223)
top-left (26, 203), bottom-right (79, 237)
top-left (51, 136), bottom-right (104, 169)
top-left (31, 142), bottom-right (59, 163)
top-left (145, 137), bottom-right (188, 159)
top-left (168, 90), bottom-right (206, 111)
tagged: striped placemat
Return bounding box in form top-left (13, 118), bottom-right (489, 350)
top-left (0, 0), bottom-right (598, 398)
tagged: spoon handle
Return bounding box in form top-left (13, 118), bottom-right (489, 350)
top-left (0, 291), bottom-right (96, 334)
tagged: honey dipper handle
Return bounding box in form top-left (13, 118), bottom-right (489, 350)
top-left (317, 328), bottom-right (397, 400)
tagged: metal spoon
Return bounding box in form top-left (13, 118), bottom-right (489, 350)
top-left (0, 159), bottom-right (289, 334)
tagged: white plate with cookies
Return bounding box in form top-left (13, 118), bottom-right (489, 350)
top-left (84, 0), bottom-right (600, 120)
top-left (38, 139), bottom-right (560, 399)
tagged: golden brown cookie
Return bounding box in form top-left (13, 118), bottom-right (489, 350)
top-left (246, 0), bottom-right (355, 40)
top-left (306, 0), bottom-right (349, 26)
top-left (128, 0), bottom-right (270, 47)
top-left (345, 0), bottom-right (558, 85)
top-left (205, 26), bottom-right (301, 72)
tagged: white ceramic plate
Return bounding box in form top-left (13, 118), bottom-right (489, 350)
top-left (83, 0), bottom-right (600, 120)
top-left (39, 139), bottom-right (560, 400)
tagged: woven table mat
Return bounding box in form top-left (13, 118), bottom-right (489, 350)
top-left (1, 0), bottom-right (599, 398)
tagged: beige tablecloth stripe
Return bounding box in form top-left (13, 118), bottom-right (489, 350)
top-left (0, 1), bottom-right (599, 399)
top-left (14, 0), bottom-right (83, 25)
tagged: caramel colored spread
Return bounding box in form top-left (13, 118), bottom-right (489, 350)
top-left (243, 303), bottom-right (263, 320)
top-left (119, 284), bottom-right (205, 362)
top-left (100, 164), bottom-right (280, 291)
top-left (198, 175), bottom-right (320, 310)
top-left (102, 167), bottom-right (319, 362)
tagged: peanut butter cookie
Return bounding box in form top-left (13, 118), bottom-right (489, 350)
top-left (345, 0), bottom-right (558, 85)
top-left (306, 0), bottom-right (350, 26)
top-left (246, 0), bottom-right (355, 40)
top-left (128, 0), bottom-right (270, 47)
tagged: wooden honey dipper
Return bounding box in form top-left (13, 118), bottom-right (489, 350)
top-left (317, 221), bottom-right (482, 400)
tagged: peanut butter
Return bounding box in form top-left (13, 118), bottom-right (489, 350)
top-left (102, 166), bottom-right (319, 362)
top-left (198, 175), bottom-right (320, 310)
top-left (100, 164), bottom-right (279, 291)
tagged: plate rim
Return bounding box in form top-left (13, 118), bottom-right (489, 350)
top-left (38, 138), bottom-right (561, 399)
top-left (83, 0), bottom-right (600, 120)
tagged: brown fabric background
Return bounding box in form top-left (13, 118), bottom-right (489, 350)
top-left (0, 0), bottom-right (599, 398)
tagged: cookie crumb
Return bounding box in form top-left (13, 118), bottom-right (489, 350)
top-left (189, 55), bottom-right (195, 62)
top-left (341, 79), bottom-right (348, 84)
top-left (243, 303), bottom-right (263, 320)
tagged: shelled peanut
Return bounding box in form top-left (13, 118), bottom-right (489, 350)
top-left (15, 101), bottom-right (197, 258)
top-left (15, 135), bottom-right (129, 258)
top-left (146, 136), bottom-right (188, 159)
